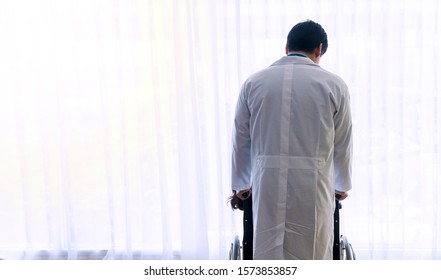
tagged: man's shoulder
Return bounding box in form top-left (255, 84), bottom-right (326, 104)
top-left (245, 58), bottom-right (289, 81)
top-left (242, 57), bottom-right (348, 91)
top-left (315, 67), bottom-right (348, 88)
top-left (241, 65), bottom-right (276, 86)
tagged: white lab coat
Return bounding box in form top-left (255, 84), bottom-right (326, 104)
top-left (231, 55), bottom-right (352, 260)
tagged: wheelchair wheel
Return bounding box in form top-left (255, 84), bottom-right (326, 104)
top-left (229, 235), bottom-right (241, 260)
top-left (340, 235), bottom-right (356, 260)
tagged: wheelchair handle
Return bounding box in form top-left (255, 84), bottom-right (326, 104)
top-left (335, 194), bottom-right (342, 209)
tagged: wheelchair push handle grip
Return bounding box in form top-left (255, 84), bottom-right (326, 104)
top-left (335, 194), bottom-right (342, 209)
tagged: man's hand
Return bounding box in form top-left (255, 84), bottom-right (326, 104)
top-left (237, 189), bottom-right (252, 200)
top-left (335, 191), bottom-right (348, 200)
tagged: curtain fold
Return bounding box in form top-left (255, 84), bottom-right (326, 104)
top-left (0, 0), bottom-right (440, 259)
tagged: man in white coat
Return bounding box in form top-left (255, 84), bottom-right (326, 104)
top-left (231, 20), bottom-right (352, 260)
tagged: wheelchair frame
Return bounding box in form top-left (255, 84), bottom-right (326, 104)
top-left (229, 196), bottom-right (355, 260)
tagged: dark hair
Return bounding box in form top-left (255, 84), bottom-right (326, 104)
top-left (287, 20), bottom-right (328, 55)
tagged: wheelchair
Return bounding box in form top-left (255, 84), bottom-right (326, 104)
top-left (229, 194), bottom-right (355, 260)
top-left (333, 197), bottom-right (356, 260)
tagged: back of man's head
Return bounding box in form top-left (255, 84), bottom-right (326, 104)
top-left (287, 20), bottom-right (328, 55)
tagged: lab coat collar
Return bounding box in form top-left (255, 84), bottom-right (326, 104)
top-left (270, 55), bottom-right (320, 68)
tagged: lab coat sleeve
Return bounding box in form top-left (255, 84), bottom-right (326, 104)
top-left (231, 85), bottom-right (252, 191)
top-left (333, 84), bottom-right (353, 192)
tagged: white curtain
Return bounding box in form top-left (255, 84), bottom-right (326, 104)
top-left (0, 0), bottom-right (440, 260)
